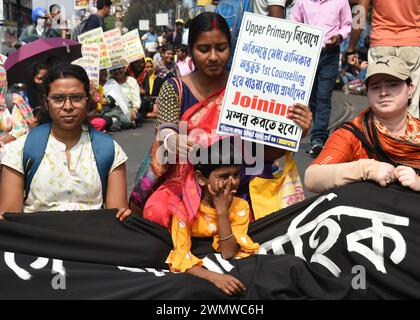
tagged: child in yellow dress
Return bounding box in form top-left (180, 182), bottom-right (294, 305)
top-left (164, 138), bottom-right (259, 296)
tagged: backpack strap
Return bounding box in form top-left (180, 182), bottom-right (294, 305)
top-left (88, 126), bottom-right (115, 203)
top-left (23, 122), bottom-right (52, 200)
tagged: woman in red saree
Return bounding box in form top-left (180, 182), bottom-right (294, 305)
top-left (305, 56), bottom-right (420, 193)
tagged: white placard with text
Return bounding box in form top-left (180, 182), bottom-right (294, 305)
top-left (139, 20), bottom-right (150, 31)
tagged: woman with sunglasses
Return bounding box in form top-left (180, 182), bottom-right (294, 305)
top-left (0, 64), bottom-right (131, 221)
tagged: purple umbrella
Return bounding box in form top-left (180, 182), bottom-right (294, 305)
top-left (4, 38), bottom-right (82, 85)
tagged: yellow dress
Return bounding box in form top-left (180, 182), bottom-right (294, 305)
top-left (166, 196), bottom-right (259, 272)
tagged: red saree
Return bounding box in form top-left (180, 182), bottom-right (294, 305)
top-left (143, 89), bottom-right (226, 229)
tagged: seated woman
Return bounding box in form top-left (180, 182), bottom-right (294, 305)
top-left (0, 64), bottom-right (131, 221)
top-left (143, 58), bottom-right (157, 98)
top-left (162, 138), bottom-right (258, 296)
top-left (0, 66), bottom-right (35, 157)
top-left (305, 56), bottom-right (420, 193)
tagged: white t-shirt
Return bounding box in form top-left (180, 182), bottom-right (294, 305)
top-left (253, 0), bottom-right (286, 16)
top-left (1, 126), bottom-right (127, 213)
top-left (120, 76), bottom-right (141, 111)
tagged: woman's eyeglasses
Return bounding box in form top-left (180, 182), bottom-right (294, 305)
top-left (46, 94), bottom-right (88, 108)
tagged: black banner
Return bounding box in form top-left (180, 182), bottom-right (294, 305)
top-left (0, 182), bottom-right (419, 300)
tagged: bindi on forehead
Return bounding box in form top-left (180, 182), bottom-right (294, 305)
top-left (49, 78), bottom-right (85, 92)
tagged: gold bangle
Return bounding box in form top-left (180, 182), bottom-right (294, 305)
top-left (219, 233), bottom-right (234, 241)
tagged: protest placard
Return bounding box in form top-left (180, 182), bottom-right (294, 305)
top-left (122, 29), bottom-right (145, 64)
top-left (156, 13), bottom-right (169, 27)
top-left (104, 28), bottom-right (126, 67)
top-left (72, 43), bottom-right (100, 88)
top-left (217, 12), bottom-right (324, 152)
top-left (78, 27), bottom-right (112, 69)
top-left (139, 20), bottom-right (150, 31)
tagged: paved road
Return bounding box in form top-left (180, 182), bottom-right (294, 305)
top-left (112, 90), bottom-right (368, 198)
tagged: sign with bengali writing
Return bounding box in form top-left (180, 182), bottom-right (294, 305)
top-left (122, 29), bottom-right (145, 64)
top-left (78, 27), bottom-right (112, 69)
top-left (72, 43), bottom-right (100, 88)
top-left (104, 28), bottom-right (126, 67)
top-left (217, 12), bottom-right (324, 152)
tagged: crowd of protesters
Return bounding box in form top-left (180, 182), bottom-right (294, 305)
top-left (0, 0), bottom-right (419, 296)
